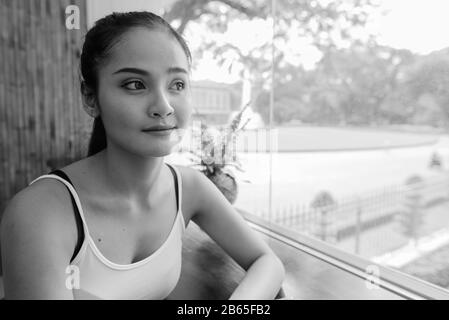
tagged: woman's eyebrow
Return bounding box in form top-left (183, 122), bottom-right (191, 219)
top-left (167, 67), bottom-right (188, 75)
top-left (113, 67), bottom-right (149, 76)
top-left (112, 67), bottom-right (188, 76)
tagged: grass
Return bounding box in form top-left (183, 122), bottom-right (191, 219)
top-left (400, 244), bottom-right (449, 289)
top-left (237, 126), bottom-right (440, 152)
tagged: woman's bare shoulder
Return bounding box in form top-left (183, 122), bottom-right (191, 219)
top-left (169, 165), bottom-right (207, 220)
top-left (170, 164), bottom-right (205, 193)
top-left (174, 164), bottom-right (220, 192)
top-left (1, 175), bottom-right (78, 247)
top-left (169, 164), bottom-right (222, 219)
top-left (1, 177), bottom-right (79, 299)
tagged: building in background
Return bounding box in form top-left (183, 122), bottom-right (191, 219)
top-left (190, 80), bottom-right (242, 125)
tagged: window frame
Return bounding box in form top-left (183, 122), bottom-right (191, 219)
top-left (239, 208), bottom-right (449, 300)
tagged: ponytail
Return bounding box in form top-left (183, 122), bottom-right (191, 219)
top-left (87, 117), bottom-right (107, 156)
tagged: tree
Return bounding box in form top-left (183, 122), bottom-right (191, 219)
top-left (164, 0), bottom-right (267, 36)
top-left (255, 43), bottom-right (417, 126)
top-left (163, 0), bottom-right (380, 113)
top-left (401, 49), bottom-right (449, 129)
top-left (313, 42), bottom-right (416, 125)
top-left (165, 1), bottom-right (444, 128)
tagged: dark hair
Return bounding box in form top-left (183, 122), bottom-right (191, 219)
top-left (81, 11), bottom-right (192, 156)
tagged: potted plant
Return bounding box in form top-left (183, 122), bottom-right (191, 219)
top-left (188, 103), bottom-right (251, 204)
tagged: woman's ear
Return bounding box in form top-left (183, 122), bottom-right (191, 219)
top-left (81, 82), bottom-right (100, 118)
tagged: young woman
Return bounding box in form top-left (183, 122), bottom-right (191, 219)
top-left (0, 12), bottom-right (285, 300)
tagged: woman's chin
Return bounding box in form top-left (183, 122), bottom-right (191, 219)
top-left (141, 142), bottom-right (180, 158)
top-left (142, 130), bottom-right (185, 157)
top-left (148, 148), bottom-right (175, 158)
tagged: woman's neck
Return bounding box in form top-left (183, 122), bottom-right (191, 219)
top-left (93, 145), bottom-right (165, 205)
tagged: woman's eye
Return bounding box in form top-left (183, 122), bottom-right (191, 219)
top-left (122, 81), bottom-right (146, 91)
top-left (171, 81), bottom-right (185, 91)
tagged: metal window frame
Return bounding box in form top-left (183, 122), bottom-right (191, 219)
top-left (238, 208), bottom-right (449, 300)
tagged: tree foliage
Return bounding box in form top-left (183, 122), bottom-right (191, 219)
top-left (164, 0), bottom-right (379, 78)
top-left (402, 49), bottom-right (449, 128)
top-left (163, 0), bottom-right (449, 128)
top-left (255, 44), bottom-right (449, 127)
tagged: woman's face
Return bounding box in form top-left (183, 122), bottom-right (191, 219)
top-left (96, 27), bottom-right (192, 157)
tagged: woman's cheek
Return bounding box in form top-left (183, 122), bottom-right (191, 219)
top-left (176, 97), bottom-right (192, 127)
top-left (105, 94), bottom-right (140, 125)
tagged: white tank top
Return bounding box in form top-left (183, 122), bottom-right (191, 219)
top-left (29, 163), bottom-right (186, 300)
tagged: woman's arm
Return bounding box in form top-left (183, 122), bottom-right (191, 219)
top-left (186, 168), bottom-right (285, 300)
top-left (1, 183), bottom-right (77, 299)
top-left (228, 252), bottom-right (285, 300)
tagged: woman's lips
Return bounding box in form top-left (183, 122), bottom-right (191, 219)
top-left (142, 128), bottom-right (176, 136)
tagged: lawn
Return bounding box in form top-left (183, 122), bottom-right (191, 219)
top-left (400, 244), bottom-right (449, 290)
top-left (236, 126), bottom-right (440, 152)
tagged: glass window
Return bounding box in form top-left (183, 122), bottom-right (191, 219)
top-left (269, 0), bottom-right (449, 292)
top-left (87, 0), bottom-right (449, 294)
top-left (160, 0), bottom-right (273, 214)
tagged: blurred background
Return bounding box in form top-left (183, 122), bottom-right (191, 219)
top-left (2, 0), bottom-right (449, 293)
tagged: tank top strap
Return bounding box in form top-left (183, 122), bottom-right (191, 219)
top-left (165, 163), bottom-right (185, 231)
top-left (29, 173), bottom-right (91, 236)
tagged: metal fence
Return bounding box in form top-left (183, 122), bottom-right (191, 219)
top-left (261, 171), bottom-right (449, 258)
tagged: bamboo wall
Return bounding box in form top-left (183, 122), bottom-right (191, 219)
top-left (0, 0), bottom-right (91, 211)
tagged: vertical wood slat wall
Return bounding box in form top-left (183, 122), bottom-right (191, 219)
top-left (0, 0), bottom-right (91, 211)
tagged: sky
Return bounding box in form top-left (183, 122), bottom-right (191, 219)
top-left (189, 0), bottom-right (449, 83)
top-left (373, 0), bottom-right (449, 55)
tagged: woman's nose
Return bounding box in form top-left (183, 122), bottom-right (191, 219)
top-left (147, 89), bottom-right (174, 118)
